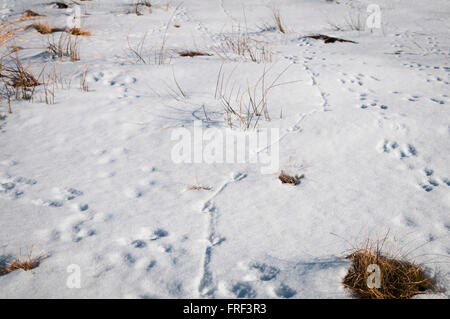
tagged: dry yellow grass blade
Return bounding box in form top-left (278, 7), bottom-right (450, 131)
top-left (0, 19), bottom-right (24, 46)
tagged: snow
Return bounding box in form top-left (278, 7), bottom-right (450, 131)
top-left (0, 0), bottom-right (449, 298)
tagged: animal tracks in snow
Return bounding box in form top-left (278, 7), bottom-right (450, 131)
top-left (377, 140), bottom-right (449, 192)
top-left (89, 71), bottom-right (138, 99)
top-left (50, 210), bottom-right (97, 243)
top-left (31, 187), bottom-right (86, 210)
top-left (418, 168), bottom-right (449, 193)
top-left (220, 260), bottom-right (298, 298)
top-left (0, 167), bottom-right (37, 200)
top-left (337, 72), bottom-right (391, 111)
top-left (251, 262), bottom-right (280, 281)
top-left (230, 282), bottom-right (257, 298)
top-left (338, 72), bottom-right (365, 88)
top-left (377, 139), bottom-right (418, 159)
top-left (110, 226), bottom-right (186, 292)
top-left (198, 171), bottom-right (247, 297)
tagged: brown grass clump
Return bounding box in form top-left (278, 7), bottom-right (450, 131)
top-left (28, 22), bottom-right (63, 34)
top-left (69, 28), bottom-right (91, 36)
top-left (1, 55), bottom-right (41, 107)
top-left (22, 10), bottom-right (44, 18)
top-left (9, 45), bottom-right (22, 53)
top-left (32, 22), bottom-right (52, 34)
top-left (1, 55), bottom-right (40, 89)
top-left (343, 242), bottom-right (435, 299)
top-left (28, 23), bottom-right (87, 36)
top-left (178, 50), bottom-right (211, 57)
top-left (278, 171), bottom-right (304, 185)
top-left (0, 248), bottom-right (46, 275)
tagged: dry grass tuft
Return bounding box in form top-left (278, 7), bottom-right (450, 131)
top-left (216, 64), bottom-right (295, 129)
top-left (343, 241), bottom-right (435, 299)
top-left (28, 23), bottom-right (88, 36)
top-left (32, 22), bottom-right (52, 34)
top-left (41, 63), bottom-right (81, 104)
top-left (1, 22), bottom-right (38, 110)
top-left (47, 32), bottom-right (81, 61)
top-left (28, 22), bottom-right (63, 34)
top-left (69, 27), bottom-right (91, 36)
top-left (278, 171), bottom-right (304, 185)
top-left (178, 50), bottom-right (211, 57)
top-left (9, 45), bottom-right (22, 53)
top-left (22, 10), bottom-right (44, 18)
top-left (1, 55), bottom-right (41, 110)
top-left (0, 248), bottom-right (46, 275)
top-left (213, 27), bottom-right (272, 63)
top-left (1, 55), bottom-right (40, 89)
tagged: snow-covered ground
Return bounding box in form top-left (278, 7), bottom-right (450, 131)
top-left (0, 0), bottom-right (449, 298)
